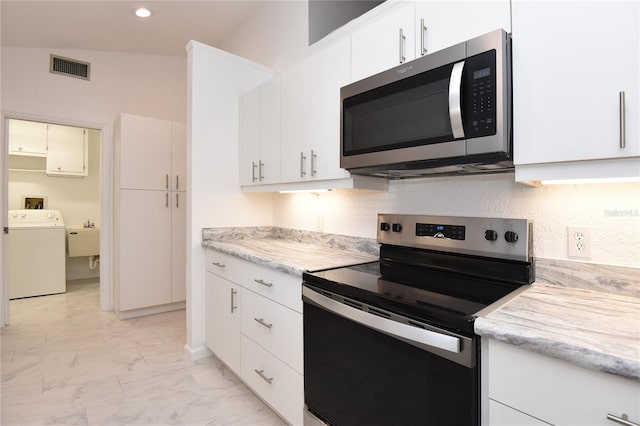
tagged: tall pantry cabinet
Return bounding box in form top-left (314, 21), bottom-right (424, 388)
top-left (114, 113), bottom-right (187, 318)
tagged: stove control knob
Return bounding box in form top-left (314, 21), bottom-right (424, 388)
top-left (380, 222), bottom-right (390, 231)
top-left (504, 231), bottom-right (519, 244)
top-left (484, 229), bottom-right (498, 241)
top-left (392, 223), bottom-right (403, 233)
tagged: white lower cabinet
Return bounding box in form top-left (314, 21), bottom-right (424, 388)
top-left (485, 339), bottom-right (640, 426)
top-left (205, 248), bottom-right (303, 425)
top-left (241, 335), bottom-right (304, 426)
top-left (206, 272), bottom-right (241, 373)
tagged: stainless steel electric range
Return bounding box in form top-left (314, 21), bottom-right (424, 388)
top-left (302, 214), bottom-right (534, 426)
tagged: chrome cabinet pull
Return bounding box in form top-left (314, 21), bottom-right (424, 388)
top-left (176, 193), bottom-right (179, 208)
top-left (311, 150), bottom-right (317, 176)
top-left (252, 161), bottom-right (258, 182)
top-left (420, 18), bottom-right (428, 56)
top-left (211, 261), bottom-right (225, 268)
top-left (254, 317), bottom-right (273, 329)
top-left (254, 369), bottom-right (273, 384)
top-left (259, 160), bottom-right (264, 181)
top-left (176, 175), bottom-right (179, 190)
top-left (300, 152), bottom-right (307, 178)
top-left (254, 279), bottom-right (273, 288)
top-left (620, 91), bottom-right (626, 149)
top-left (448, 61), bottom-right (466, 140)
top-left (165, 174), bottom-right (169, 189)
top-left (230, 288), bottom-right (238, 313)
top-left (399, 28), bottom-right (406, 64)
top-left (165, 192), bottom-right (169, 208)
top-left (608, 414), bottom-right (639, 426)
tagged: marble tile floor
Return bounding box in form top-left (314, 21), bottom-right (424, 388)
top-left (1, 279), bottom-right (286, 426)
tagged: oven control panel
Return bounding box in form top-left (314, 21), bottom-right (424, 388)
top-left (378, 214), bottom-right (531, 261)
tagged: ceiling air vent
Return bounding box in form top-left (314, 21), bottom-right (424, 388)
top-left (50, 54), bottom-right (90, 81)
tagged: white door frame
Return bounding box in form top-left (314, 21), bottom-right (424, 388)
top-left (1, 110), bottom-right (114, 325)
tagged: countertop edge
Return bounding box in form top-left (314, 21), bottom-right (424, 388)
top-left (475, 317), bottom-right (640, 381)
top-left (202, 240), bottom-right (306, 276)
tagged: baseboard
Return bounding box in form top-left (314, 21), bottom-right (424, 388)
top-left (116, 301), bottom-right (186, 320)
top-left (184, 343), bottom-right (212, 362)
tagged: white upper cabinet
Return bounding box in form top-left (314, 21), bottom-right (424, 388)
top-left (414, 0), bottom-right (511, 57)
top-left (239, 76), bottom-right (281, 186)
top-left (351, 1), bottom-right (416, 82)
top-left (281, 37), bottom-right (351, 183)
top-left (46, 124), bottom-right (88, 177)
top-left (118, 113), bottom-right (172, 190)
top-left (309, 38), bottom-right (352, 181)
top-left (9, 119), bottom-right (48, 157)
top-left (512, 0), bottom-right (639, 182)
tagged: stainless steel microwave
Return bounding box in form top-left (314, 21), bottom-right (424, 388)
top-left (340, 29), bottom-right (512, 178)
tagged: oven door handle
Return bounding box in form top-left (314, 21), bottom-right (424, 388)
top-left (303, 286), bottom-right (461, 354)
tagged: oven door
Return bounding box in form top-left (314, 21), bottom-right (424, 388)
top-left (303, 285), bottom-right (479, 426)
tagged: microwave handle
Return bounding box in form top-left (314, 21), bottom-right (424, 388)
top-left (449, 61), bottom-right (466, 139)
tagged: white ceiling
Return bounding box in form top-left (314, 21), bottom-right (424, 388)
top-left (0, 1), bottom-right (266, 56)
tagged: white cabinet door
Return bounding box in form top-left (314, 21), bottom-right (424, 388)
top-left (46, 124), bottom-right (88, 176)
top-left (239, 88), bottom-right (262, 186)
top-left (513, 1), bottom-right (639, 166)
top-left (206, 272), bottom-right (241, 373)
top-left (414, 0), bottom-right (511, 57)
top-left (280, 59), bottom-right (312, 183)
top-left (309, 37), bottom-right (352, 181)
top-left (118, 189), bottom-right (172, 311)
top-left (171, 122), bottom-right (187, 192)
top-left (487, 339), bottom-right (640, 426)
top-left (351, 1), bottom-right (416, 82)
top-left (119, 114), bottom-right (172, 190)
top-left (8, 119), bottom-right (48, 156)
top-left (171, 191), bottom-right (186, 303)
top-left (239, 77), bottom-right (281, 186)
top-left (488, 400), bottom-right (550, 426)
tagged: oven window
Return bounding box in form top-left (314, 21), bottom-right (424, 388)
top-left (342, 63), bottom-right (454, 156)
top-left (304, 301), bottom-right (478, 425)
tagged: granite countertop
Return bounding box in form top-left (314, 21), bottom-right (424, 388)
top-left (202, 226), bottom-right (379, 276)
top-left (475, 259), bottom-right (640, 381)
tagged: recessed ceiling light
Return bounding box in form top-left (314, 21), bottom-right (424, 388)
top-left (135, 7), bottom-right (151, 18)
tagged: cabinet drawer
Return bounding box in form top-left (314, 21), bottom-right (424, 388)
top-left (241, 289), bottom-right (303, 374)
top-left (241, 335), bottom-right (303, 426)
top-left (206, 248), bottom-right (303, 312)
top-left (488, 339), bottom-right (640, 425)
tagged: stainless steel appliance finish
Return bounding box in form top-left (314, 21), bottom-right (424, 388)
top-left (303, 213), bottom-right (534, 426)
top-left (340, 29), bottom-right (512, 178)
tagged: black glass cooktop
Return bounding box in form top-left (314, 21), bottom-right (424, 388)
top-left (303, 256), bottom-right (529, 335)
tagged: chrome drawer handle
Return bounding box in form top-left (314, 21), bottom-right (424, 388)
top-left (254, 279), bottom-right (273, 288)
top-left (619, 91), bottom-right (626, 149)
top-left (608, 414), bottom-right (639, 426)
top-left (230, 289), bottom-right (238, 313)
top-left (211, 262), bottom-right (225, 268)
top-left (254, 318), bottom-right (273, 329)
top-left (254, 369), bottom-right (273, 384)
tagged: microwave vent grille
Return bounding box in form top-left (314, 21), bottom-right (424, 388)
top-left (50, 55), bottom-right (90, 81)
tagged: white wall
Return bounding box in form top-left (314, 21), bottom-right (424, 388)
top-left (186, 41), bottom-right (274, 359)
top-left (1, 47), bottom-right (186, 123)
top-left (274, 176), bottom-right (640, 268)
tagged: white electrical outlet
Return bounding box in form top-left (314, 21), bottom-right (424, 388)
top-left (567, 226), bottom-right (592, 259)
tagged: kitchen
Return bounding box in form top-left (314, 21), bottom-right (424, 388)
top-left (1, 0), bottom-right (639, 425)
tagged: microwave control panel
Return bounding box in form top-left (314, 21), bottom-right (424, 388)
top-left (463, 49), bottom-right (497, 138)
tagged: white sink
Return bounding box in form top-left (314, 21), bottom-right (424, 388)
top-left (67, 227), bottom-right (99, 257)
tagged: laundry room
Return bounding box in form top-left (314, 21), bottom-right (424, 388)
top-left (7, 118), bottom-right (101, 294)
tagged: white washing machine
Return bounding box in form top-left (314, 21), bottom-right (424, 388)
top-left (8, 209), bottom-right (66, 299)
